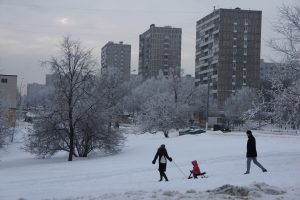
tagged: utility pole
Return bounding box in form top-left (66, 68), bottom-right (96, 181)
top-left (18, 77), bottom-right (24, 109)
top-left (206, 73), bottom-right (211, 131)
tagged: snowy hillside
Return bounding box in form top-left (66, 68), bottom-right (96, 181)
top-left (1, 122), bottom-right (300, 200)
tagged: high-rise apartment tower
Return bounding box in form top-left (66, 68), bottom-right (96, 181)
top-left (101, 41), bottom-right (131, 81)
top-left (138, 24), bottom-right (182, 79)
top-left (195, 8), bottom-right (262, 105)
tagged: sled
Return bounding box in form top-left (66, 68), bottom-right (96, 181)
top-left (188, 172), bottom-right (207, 179)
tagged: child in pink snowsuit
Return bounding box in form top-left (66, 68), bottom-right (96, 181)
top-left (188, 160), bottom-right (206, 179)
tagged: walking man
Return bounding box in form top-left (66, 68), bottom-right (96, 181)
top-left (244, 130), bottom-right (267, 174)
top-left (152, 144), bottom-right (172, 181)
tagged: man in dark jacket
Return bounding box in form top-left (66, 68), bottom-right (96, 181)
top-left (245, 130), bottom-right (267, 174)
top-left (152, 144), bottom-right (172, 181)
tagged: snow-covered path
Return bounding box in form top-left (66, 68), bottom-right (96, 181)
top-left (1, 123), bottom-right (300, 200)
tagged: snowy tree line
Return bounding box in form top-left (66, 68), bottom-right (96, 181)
top-left (266, 4), bottom-right (300, 129)
top-left (18, 35), bottom-right (216, 161)
top-left (128, 72), bottom-right (213, 138)
top-left (22, 36), bottom-right (213, 161)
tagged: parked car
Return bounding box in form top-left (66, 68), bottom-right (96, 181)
top-left (213, 124), bottom-right (231, 133)
top-left (179, 128), bottom-right (206, 136)
top-left (24, 112), bottom-right (39, 123)
top-left (221, 127), bottom-right (231, 132)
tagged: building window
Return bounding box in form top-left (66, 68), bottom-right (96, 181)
top-left (244, 40), bottom-right (247, 48)
top-left (233, 47), bottom-right (237, 55)
top-left (233, 63), bottom-right (236, 70)
top-left (233, 22), bottom-right (237, 32)
top-left (1, 78), bottom-right (8, 83)
top-left (233, 40), bottom-right (237, 47)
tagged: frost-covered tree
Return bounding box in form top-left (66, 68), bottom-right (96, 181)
top-left (129, 75), bottom-right (170, 117)
top-left (139, 92), bottom-right (190, 137)
top-left (224, 87), bottom-right (259, 127)
top-left (0, 99), bottom-right (11, 148)
top-left (96, 67), bottom-right (130, 127)
top-left (131, 73), bottom-right (208, 137)
top-left (122, 75), bottom-right (143, 118)
top-left (74, 101), bottom-right (125, 157)
top-left (25, 36), bottom-right (125, 160)
top-left (271, 79), bottom-right (300, 128)
top-left (191, 84), bottom-right (218, 122)
top-left (25, 36), bottom-right (96, 160)
top-left (268, 4), bottom-right (300, 128)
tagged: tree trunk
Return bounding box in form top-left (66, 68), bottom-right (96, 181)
top-left (68, 127), bottom-right (74, 161)
top-left (68, 93), bottom-right (74, 161)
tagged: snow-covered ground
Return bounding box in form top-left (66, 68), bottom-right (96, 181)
top-left (1, 122), bottom-right (300, 200)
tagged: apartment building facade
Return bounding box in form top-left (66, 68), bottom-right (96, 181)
top-left (0, 74), bottom-right (17, 123)
top-left (138, 24), bottom-right (182, 79)
top-left (195, 8), bottom-right (262, 106)
top-left (27, 83), bottom-right (45, 100)
top-left (260, 59), bottom-right (285, 80)
top-left (46, 73), bottom-right (59, 86)
top-left (101, 41), bottom-right (131, 81)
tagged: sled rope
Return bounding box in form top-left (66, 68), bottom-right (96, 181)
top-left (172, 161), bottom-right (188, 179)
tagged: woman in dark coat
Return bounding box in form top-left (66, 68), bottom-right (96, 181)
top-left (245, 130), bottom-right (267, 174)
top-left (152, 144), bottom-right (172, 181)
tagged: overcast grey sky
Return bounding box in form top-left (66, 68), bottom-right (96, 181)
top-left (0, 0), bottom-right (297, 94)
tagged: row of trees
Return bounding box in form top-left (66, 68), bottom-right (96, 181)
top-left (0, 99), bottom-right (11, 148)
top-left (267, 4), bottom-right (300, 128)
top-left (128, 73), bottom-right (213, 137)
top-left (24, 36), bottom-right (215, 161)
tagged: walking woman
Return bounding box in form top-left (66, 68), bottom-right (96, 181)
top-left (152, 144), bottom-right (172, 181)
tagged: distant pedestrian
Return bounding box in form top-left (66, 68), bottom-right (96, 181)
top-left (114, 122), bottom-right (119, 128)
top-left (244, 130), bottom-right (267, 174)
top-left (152, 144), bottom-right (172, 181)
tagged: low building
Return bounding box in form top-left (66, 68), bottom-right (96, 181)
top-left (260, 59), bottom-right (285, 80)
top-left (0, 74), bottom-right (17, 123)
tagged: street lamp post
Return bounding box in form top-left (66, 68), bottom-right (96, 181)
top-left (205, 62), bottom-right (213, 131)
top-left (206, 75), bottom-right (210, 131)
top-left (130, 69), bottom-right (137, 124)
